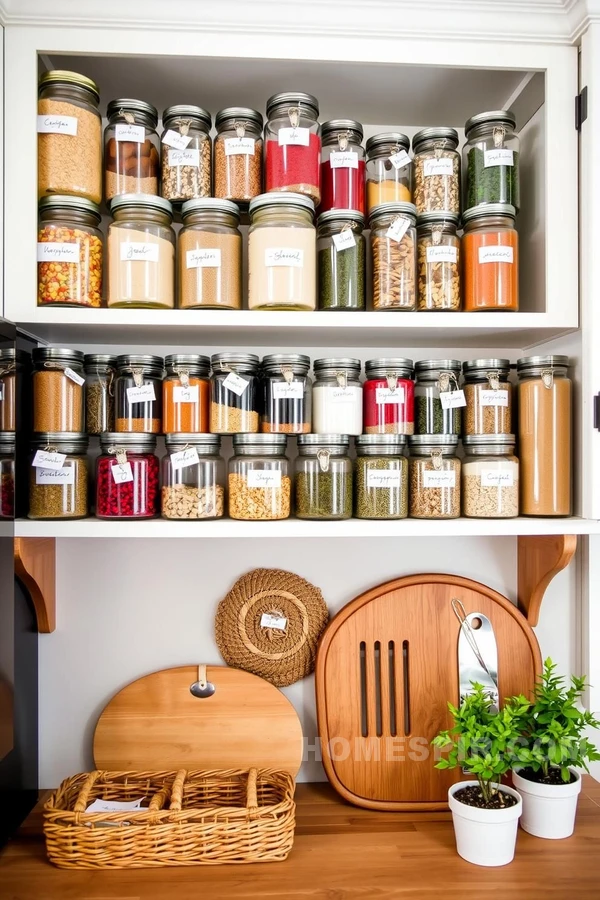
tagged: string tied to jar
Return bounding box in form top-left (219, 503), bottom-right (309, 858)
top-left (337, 131), bottom-right (351, 152)
top-left (0, 362), bottom-right (16, 377)
top-left (107, 445), bottom-right (129, 466)
top-left (317, 448), bottom-right (331, 473)
top-left (541, 368), bottom-right (555, 389)
top-left (431, 223), bottom-right (444, 246)
top-left (287, 107), bottom-right (300, 129)
top-left (433, 140), bottom-right (446, 160)
top-left (94, 365), bottom-right (115, 396)
top-left (430, 449), bottom-right (444, 471)
top-left (437, 371), bottom-right (460, 393)
top-left (486, 370), bottom-right (501, 391)
top-left (177, 119), bottom-right (192, 137)
top-left (335, 370), bottom-right (348, 389)
top-left (41, 443), bottom-right (58, 455)
top-left (174, 366), bottom-right (190, 388)
top-left (280, 365), bottom-right (294, 384)
top-left (386, 373), bottom-right (399, 392)
top-left (233, 121), bottom-right (247, 139)
top-left (119, 109), bottom-right (136, 125)
top-left (493, 125), bottom-right (507, 148)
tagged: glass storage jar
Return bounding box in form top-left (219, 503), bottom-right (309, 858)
top-left (319, 119), bottom-right (365, 215)
top-left (366, 132), bottom-right (412, 213)
top-left (312, 358), bottom-right (362, 435)
top-left (37, 196), bottom-right (103, 308)
top-left (210, 352), bottom-right (260, 434)
top-left (104, 99), bottom-right (160, 200)
top-left (0, 349), bottom-right (28, 432)
top-left (178, 199), bottom-right (242, 310)
top-left (32, 347), bottom-right (85, 433)
top-left (370, 202), bottom-right (417, 310)
top-left (248, 192), bottom-right (316, 310)
top-left (214, 107), bottom-right (263, 204)
top-left (417, 213), bottom-right (461, 310)
top-left (317, 209), bottom-right (365, 310)
top-left (414, 359), bottom-right (463, 435)
top-left (161, 105), bottom-right (212, 203)
top-left (464, 109), bottom-right (520, 212)
top-left (114, 354), bottom-right (164, 434)
top-left (163, 354), bottom-right (210, 434)
top-left (355, 434), bottom-right (408, 520)
top-left (518, 356), bottom-right (572, 516)
top-left (108, 194), bottom-right (175, 309)
top-left (462, 434), bottom-right (519, 518)
top-left (84, 354), bottom-right (117, 435)
top-left (261, 353), bottom-right (311, 434)
top-left (0, 433), bottom-right (15, 519)
top-left (463, 359), bottom-right (512, 436)
top-left (295, 434), bottom-right (352, 520)
top-left (412, 127), bottom-right (460, 215)
top-left (408, 435), bottom-right (461, 519)
top-left (29, 432), bottom-right (89, 519)
top-left (265, 92), bottom-right (321, 205)
top-left (228, 434), bottom-right (290, 520)
top-left (38, 70), bottom-right (102, 204)
top-left (462, 203), bottom-right (518, 311)
top-left (364, 358), bottom-right (415, 435)
top-left (162, 434), bottom-right (225, 519)
top-left (96, 432), bottom-right (159, 519)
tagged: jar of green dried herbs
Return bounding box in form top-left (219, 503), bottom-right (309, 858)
top-left (355, 434), bottom-right (408, 519)
top-left (414, 359), bottom-right (463, 435)
top-left (29, 432), bottom-right (89, 519)
top-left (317, 209), bottom-right (365, 310)
top-left (463, 110), bottom-right (520, 212)
top-left (85, 353), bottom-right (117, 434)
top-left (295, 434), bottom-right (352, 519)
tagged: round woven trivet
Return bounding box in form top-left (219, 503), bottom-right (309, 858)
top-left (215, 568), bottom-right (329, 687)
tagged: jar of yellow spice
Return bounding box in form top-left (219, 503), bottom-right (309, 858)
top-left (365, 132), bottom-right (412, 213)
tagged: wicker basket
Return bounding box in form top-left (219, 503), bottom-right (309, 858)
top-left (44, 767), bottom-right (295, 868)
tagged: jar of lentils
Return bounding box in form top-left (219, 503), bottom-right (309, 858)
top-left (261, 353), bottom-right (311, 434)
top-left (228, 434), bottom-right (290, 520)
top-left (414, 359), bottom-right (463, 435)
top-left (317, 209), bottom-right (365, 310)
top-left (210, 352), bottom-right (260, 434)
top-left (162, 434), bottom-right (225, 520)
top-left (104, 99), bottom-right (160, 200)
top-left (412, 127), bottom-right (461, 215)
top-left (161, 105), bottom-right (212, 203)
top-left (29, 432), bottom-right (89, 519)
top-left (32, 347), bottom-right (85, 433)
top-left (365, 132), bottom-right (412, 212)
top-left (408, 435), bottom-right (461, 519)
top-left (462, 434), bottom-right (519, 518)
top-left (178, 199), bottom-right (242, 310)
top-left (312, 358), bottom-right (362, 436)
top-left (96, 432), bottom-right (159, 519)
top-left (370, 202), bottom-right (417, 310)
top-left (363, 358), bottom-right (415, 435)
top-left (355, 434), bottom-right (408, 520)
top-left (295, 434), bottom-right (352, 520)
top-left (37, 196), bottom-right (103, 308)
top-left (84, 354), bottom-right (117, 435)
top-left (114, 354), bottom-right (164, 434)
top-left (214, 107), bottom-right (263, 204)
top-left (417, 212), bottom-right (461, 310)
top-left (463, 358), bottom-right (512, 436)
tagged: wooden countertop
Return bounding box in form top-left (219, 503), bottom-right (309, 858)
top-left (1, 779), bottom-right (599, 899)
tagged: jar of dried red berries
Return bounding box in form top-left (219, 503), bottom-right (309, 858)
top-left (96, 432), bottom-right (159, 519)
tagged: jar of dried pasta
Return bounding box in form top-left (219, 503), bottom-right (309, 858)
top-left (369, 202), bottom-right (417, 310)
top-left (178, 199), bottom-right (242, 310)
top-left (408, 435), bottom-right (460, 519)
top-left (29, 432), bottom-right (89, 520)
top-left (365, 132), bottom-right (412, 213)
top-left (463, 358), bottom-right (512, 436)
top-left (37, 196), bottom-right (103, 308)
top-left (104, 99), bottom-right (160, 200)
top-left (214, 107), bottom-right (263, 204)
top-left (416, 212), bottom-right (461, 310)
top-left (161, 105), bottom-right (212, 203)
top-left (228, 434), bottom-right (290, 520)
top-left (32, 347), bottom-right (85, 433)
top-left (412, 127), bottom-right (460, 215)
top-left (462, 434), bottom-right (519, 518)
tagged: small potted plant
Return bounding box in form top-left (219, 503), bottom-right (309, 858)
top-left (432, 683), bottom-right (529, 867)
top-left (512, 658), bottom-right (600, 840)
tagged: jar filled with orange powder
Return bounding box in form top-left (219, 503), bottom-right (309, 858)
top-left (462, 203), bottom-right (518, 311)
top-left (163, 354), bottom-right (210, 434)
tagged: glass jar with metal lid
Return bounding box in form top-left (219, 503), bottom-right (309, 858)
top-left (312, 358), bottom-right (363, 435)
top-left (261, 354), bottom-right (311, 435)
top-left (84, 354), bottom-right (117, 435)
top-left (210, 352), bottom-right (260, 434)
top-left (463, 358), bottom-right (512, 436)
top-left (161, 105), bottom-right (212, 203)
top-left (295, 434), bottom-right (352, 520)
top-left (417, 212), bottom-right (461, 311)
top-left (415, 359), bottom-right (463, 436)
top-left (265, 92), bottom-right (321, 204)
top-left (38, 70), bottom-right (102, 203)
top-left (214, 107), bottom-right (263, 204)
top-left (355, 434), bottom-right (408, 520)
top-left (96, 432), bottom-right (159, 519)
top-left (320, 119), bottom-right (365, 215)
top-left (317, 209), bottom-right (365, 311)
top-left (114, 354), bottom-right (164, 434)
top-left (107, 194), bottom-right (175, 309)
top-left (178, 198), bottom-right (242, 310)
top-left (228, 433), bottom-right (290, 520)
top-left (248, 192), bottom-right (316, 311)
top-left (163, 354), bottom-right (210, 434)
top-left (370, 202), bottom-right (417, 311)
top-left (364, 358), bottom-right (414, 435)
top-left (464, 109), bottom-right (520, 212)
top-left (462, 434), bottom-right (519, 518)
top-left (366, 132), bottom-right (412, 213)
top-left (412, 127), bottom-right (460, 215)
top-left (32, 347), bottom-right (85, 433)
top-left (104, 98), bottom-right (160, 200)
top-left (29, 432), bottom-right (89, 520)
top-left (162, 434), bottom-right (225, 520)
top-left (0, 349), bottom-right (29, 432)
top-left (462, 203), bottom-right (518, 311)
top-left (37, 196), bottom-right (103, 308)
top-left (517, 355), bottom-right (571, 516)
top-left (408, 434), bottom-right (461, 519)
top-left (0, 433), bottom-right (15, 519)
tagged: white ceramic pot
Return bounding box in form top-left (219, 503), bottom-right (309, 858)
top-left (448, 780), bottom-right (522, 866)
top-left (512, 767), bottom-right (582, 839)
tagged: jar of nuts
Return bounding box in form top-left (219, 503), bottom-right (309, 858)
top-left (408, 434), bottom-right (461, 519)
top-left (228, 434), bottom-right (290, 520)
top-left (161, 105), bottom-right (212, 204)
top-left (214, 107), bottom-right (263, 205)
top-left (412, 127), bottom-right (460, 215)
top-left (369, 202), bottom-right (417, 310)
top-left (104, 99), bottom-right (160, 200)
top-left (462, 434), bottom-right (519, 518)
top-left (162, 434), bottom-right (225, 520)
top-left (463, 359), bottom-right (512, 436)
top-left (416, 212), bottom-right (461, 311)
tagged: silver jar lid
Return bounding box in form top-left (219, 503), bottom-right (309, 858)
top-left (369, 202), bottom-right (417, 227)
top-left (0, 348), bottom-right (29, 367)
top-left (463, 358), bottom-right (511, 379)
top-left (211, 352), bottom-right (260, 374)
top-left (249, 192), bottom-right (314, 216)
top-left (39, 70), bottom-right (100, 102)
top-left (100, 432), bottom-right (157, 451)
top-left (355, 434), bottom-right (407, 449)
top-left (0, 431), bottom-right (15, 451)
top-left (462, 203), bottom-right (516, 225)
top-left (321, 119), bottom-right (364, 144)
top-left (266, 92), bottom-right (319, 119)
top-left (464, 109), bottom-right (516, 137)
top-left (109, 193), bottom-right (173, 219)
top-left (262, 354), bottom-right (311, 375)
top-left (417, 211), bottom-right (460, 228)
top-left (215, 107), bottom-right (263, 131)
top-left (84, 354), bottom-right (118, 370)
top-left (517, 355), bottom-right (569, 374)
top-left (162, 105), bottom-right (212, 130)
top-left (314, 357), bottom-right (361, 376)
top-left (365, 132), bottom-right (410, 155)
top-left (31, 431), bottom-right (89, 453)
top-left (463, 434), bottom-right (515, 447)
top-left (33, 347), bottom-right (84, 366)
top-left (408, 434), bottom-right (459, 449)
top-left (116, 354), bottom-right (164, 375)
top-left (317, 209), bottom-right (365, 229)
top-left (365, 358), bottom-right (414, 379)
top-left (165, 354), bottom-right (210, 376)
top-left (181, 198), bottom-right (240, 221)
top-left (107, 98), bottom-right (158, 127)
top-left (412, 127), bottom-right (459, 153)
top-left (38, 195), bottom-right (102, 222)
top-left (298, 434), bottom-right (349, 447)
top-left (415, 359), bottom-right (462, 375)
top-left (165, 433), bottom-right (221, 451)
top-left (232, 433), bottom-right (288, 452)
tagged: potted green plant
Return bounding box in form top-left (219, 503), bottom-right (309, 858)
top-left (512, 658), bottom-right (600, 840)
top-left (432, 683), bottom-right (529, 867)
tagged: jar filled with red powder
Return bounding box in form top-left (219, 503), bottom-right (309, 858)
top-left (364, 358), bottom-right (415, 435)
top-left (96, 432), bottom-right (159, 519)
top-left (265, 92), bottom-right (321, 205)
top-left (319, 119), bottom-right (365, 215)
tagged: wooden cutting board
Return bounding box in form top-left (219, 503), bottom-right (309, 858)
top-left (94, 665), bottom-right (303, 777)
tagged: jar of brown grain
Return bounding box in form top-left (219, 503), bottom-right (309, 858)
top-left (463, 359), bottom-right (512, 436)
top-left (178, 199), bottom-right (242, 310)
top-left (214, 107), bottom-right (263, 205)
top-left (161, 105), bottom-right (212, 203)
top-left (32, 347), bottom-right (85, 433)
top-left (104, 99), bottom-right (160, 200)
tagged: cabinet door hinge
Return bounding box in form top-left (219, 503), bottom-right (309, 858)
top-left (594, 393), bottom-right (600, 431)
top-left (576, 86), bottom-right (588, 130)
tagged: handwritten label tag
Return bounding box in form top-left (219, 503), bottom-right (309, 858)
top-left (168, 148), bottom-right (200, 167)
top-left (32, 450), bottom-right (66, 470)
top-left (480, 389), bottom-right (509, 407)
top-left (64, 367), bottom-right (85, 386)
top-left (171, 447), bottom-right (200, 470)
top-left (481, 469), bottom-right (515, 487)
top-left (386, 217), bottom-right (410, 243)
top-left (260, 613), bottom-right (287, 631)
top-left (120, 242), bottom-right (160, 263)
top-left (426, 246), bottom-right (458, 264)
top-left (331, 387), bottom-right (359, 404)
top-left (186, 249), bottom-right (221, 269)
top-left (115, 123), bottom-right (145, 143)
top-left (173, 385), bottom-right (199, 403)
top-left (390, 149), bottom-right (411, 169)
top-left (478, 246), bottom-right (514, 264)
top-left (366, 470), bottom-right (402, 489)
top-left (86, 798), bottom-right (145, 814)
top-left (330, 150), bottom-right (359, 169)
top-left (484, 148), bottom-right (514, 168)
top-left (224, 137), bottom-right (256, 156)
top-left (37, 115), bottom-right (78, 135)
top-left (273, 381), bottom-right (304, 399)
top-left (247, 470), bottom-right (282, 488)
top-left (423, 470), bottom-right (456, 488)
top-left (127, 384), bottom-right (156, 404)
top-left (111, 462), bottom-right (134, 484)
top-left (265, 248), bottom-right (304, 268)
top-left (440, 389), bottom-right (466, 410)
top-left (223, 372), bottom-right (249, 396)
top-left (376, 386), bottom-right (405, 405)
top-left (332, 230), bottom-right (356, 252)
top-left (37, 242), bottom-right (79, 263)
top-left (278, 127), bottom-right (310, 147)
top-left (36, 466), bottom-right (75, 485)
top-left (424, 158), bottom-right (454, 176)
top-left (162, 129), bottom-right (191, 150)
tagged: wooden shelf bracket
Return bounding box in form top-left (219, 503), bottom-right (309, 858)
top-left (517, 534), bottom-right (577, 626)
top-left (14, 537), bottom-right (56, 633)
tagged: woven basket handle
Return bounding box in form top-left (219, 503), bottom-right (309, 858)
top-left (73, 771), bottom-right (103, 812)
top-left (246, 768), bottom-right (258, 815)
top-left (168, 769), bottom-right (188, 812)
top-left (148, 783), bottom-right (170, 811)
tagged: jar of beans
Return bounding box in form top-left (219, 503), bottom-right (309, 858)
top-left (96, 432), bottom-right (159, 519)
top-left (312, 358), bottom-right (363, 436)
top-left (214, 107), bottom-right (263, 205)
top-left (178, 199), bottom-right (242, 310)
top-left (32, 347), bottom-right (85, 433)
top-left (355, 434), bottom-right (408, 520)
top-left (408, 435), bottom-right (461, 519)
top-left (114, 354), bottom-right (164, 434)
top-left (414, 359), bottom-right (463, 435)
top-left (37, 196), bottom-right (103, 308)
top-left (265, 92), bottom-right (321, 205)
top-left (295, 434), bottom-right (352, 520)
top-left (163, 354), bottom-right (210, 434)
top-left (464, 110), bottom-right (520, 212)
top-left (228, 434), bottom-right (290, 520)
top-left (104, 99), bottom-right (160, 200)
top-left (369, 202), bottom-right (417, 310)
top-left (462, 434), bottom-right (519, 518)
top-left (84, 354), bottom-right (117, 435)
top-left (317, 209), bottom-right (366, 311)
top-left (210, 353), bottom-right (260, 434)
top-left (29, 432), bottom-right (89, 520)
top-left (364, 358), bottom-right (415, 435)
top-left (365, 133), bottom-right (412, 213)
top-left (462, 204), bottom-right (518, 311)
top-left (162, 434), bottom-right (225, 520)
top-left (161, 105), bottom-right (212, 204)
top-left (0, 349), bottom-right (29, 432)
top-left (412, 128), bottom-right (461, 215)
top-left (463, 359), bottom-right (512, 436)
top-left (0, 433), bottom-right (15, 519)
top-left (417, 213), bottom-right (461, 310)
top-left (320, 119), bottom-right (365, 215)
top-left (261, 353), bottom-right (311, 434)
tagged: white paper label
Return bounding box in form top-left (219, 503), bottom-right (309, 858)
top-left (478, 246), bottom-right (514, 264)
top-left (480, 469), bottom-right (515, 487)
top-left (386, 217), bottom-right (410, 243)
top-left (36, 466), bottom-right (75, 485)
top-left (64, 367), bottom-right (85, 386)
top-left (127, 384), bottom-right (156, 404)
top-left (224, 137), bottom-right (256, 156)
top-left (440, 389), bottom-right (467, 410)
top-left (330, 150), bottom-right (359, 169)
top-left (426, 245), bottom-right (458, 264)
top-left (111, 462), bottom-right (134, 484)
top-left (120, 242), bottom-right (160, 263)
top-left (32, 450), bottom-right (66, 470)
top-left (424, 158), bottom-right (454, 177)
top-left (331, 387), bottom-right (359, 404)
top-left (173, 385), bottom-right (199, 403)
top-left (265, 248), bottom-right (304, 268)
top-left (332, 230), bottom-right (356, 252)
top-left (223, 372), bottom-right (249, 396)
top-left (171, 447), bottom-right (200, 470)
top-left (115, 123), bottom-right (145, 143)
top-left (389, 149), bottom-right (411, 169)
top-left (260, 613), bottom-right (287, 631)
top-left (366, 470), bottom-right (402, 489)
top-left (86, 798), bottom-right (144, 814)
top-left (247, 470), bottom-right (282, 488)
top-left (162, 129), bottom-right (191, 150)
top-left (278, 127), bottom-right (310, 147)
top-left (37, 114), bottom-right (78, 136)
top-left (37, 242), bottom-right (79, 263)
top-left (0, 385), bottom-right (3, 400)
top-left (273, 381), bottom-right (304, 399)
top-left (168, 147), bottom-right (200, 167)
top-left (376, 386), bottom-right (405, 405)
top-left (423, 470), bottom-right (456, 488)
top-left (480, 389), bottom-right (509, 407)
top-left (484, 148), bottom-right (514, 168)
top-left (186, 248), bottom-right (221, 269)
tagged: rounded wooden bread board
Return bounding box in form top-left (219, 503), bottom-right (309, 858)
top-left (94, 665), bottom-right (303, 777)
